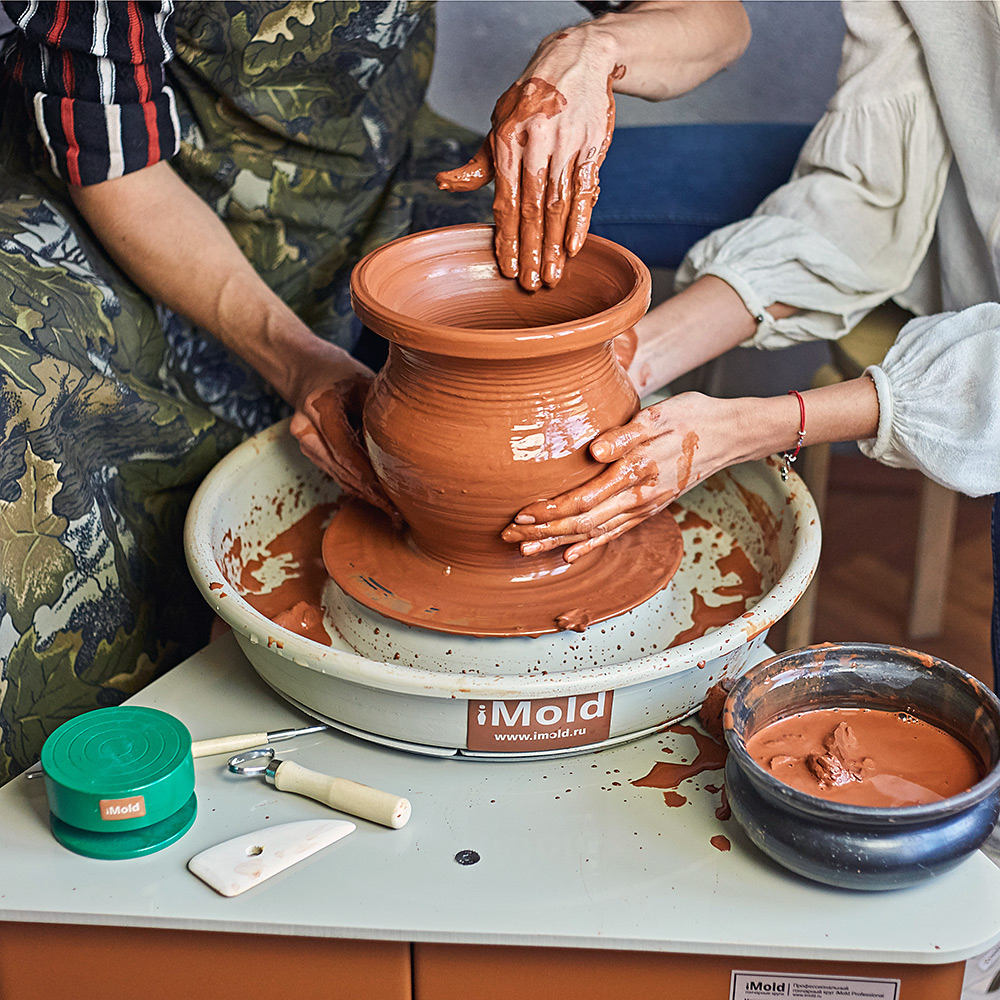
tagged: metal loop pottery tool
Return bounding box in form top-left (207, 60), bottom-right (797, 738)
top-left (228, 748), bottom-right (411, 829)
top-left (41, 706), bottom-right (197, 859)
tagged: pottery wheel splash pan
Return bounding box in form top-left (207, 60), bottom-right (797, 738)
top-left (186, 420), bottom-right (820, 759)
top-left (41, 706), bottom-right (196, 859)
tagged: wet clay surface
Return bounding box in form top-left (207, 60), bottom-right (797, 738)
top-left (631, 721), bottom-right (732, 852)
top-left (672, 508), bottom-right (764, 647)
top-left (632, 722), bottom-right (729, 794)
top-left (746, 707), bottom-right (983, 807)
top-left (334, 224), bottom-right (679, 637)
top-left (322, 497), bottom-right (684, 638)
top-left (698, 675), bottom-right (737, 743)
top-left (221, 473), bottom-right (771, 668)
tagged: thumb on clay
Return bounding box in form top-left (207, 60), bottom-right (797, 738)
top-left (436, 140), bottom-right (494, 191)
top-left (300, 390), bottom-right (402, 528)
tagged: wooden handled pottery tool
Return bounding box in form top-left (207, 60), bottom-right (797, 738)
top-left (227, 748), bottom-right (411, 829)
top-left (188, 819), bottom-right (355, 897)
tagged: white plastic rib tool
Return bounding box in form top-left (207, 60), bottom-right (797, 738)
top-left (227, 748), bottom-right (412, 829)
top-left (188, 819), bottom-right (355, 897)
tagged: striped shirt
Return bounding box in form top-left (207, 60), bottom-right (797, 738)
top-left (3, 0), bottom-right (179, 185)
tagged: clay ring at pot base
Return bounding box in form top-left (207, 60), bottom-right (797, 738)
top-left (323, 223), bottom-right (684, 637)
top-left (723, 643), bottom-right (1000, 890)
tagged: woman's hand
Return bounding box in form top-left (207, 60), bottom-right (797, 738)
top-left (288, 348), bottom-right (400, 524)
top-left (436, 3), bottom-right (750, 291)
top-left (436, 24), bottom-right (620, 291)
top-left (501, 392), bottom-right (752, 561)
top-left (502, 374), bottom-right (881, 563)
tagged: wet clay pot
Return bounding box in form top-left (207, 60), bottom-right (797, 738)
top-left (323, 224), bottom-right (684, 637)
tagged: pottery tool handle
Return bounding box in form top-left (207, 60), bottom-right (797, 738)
top-left (193, 733), bottom-right (270, 758)
top-left (272, 760), bottom-right (411, 829)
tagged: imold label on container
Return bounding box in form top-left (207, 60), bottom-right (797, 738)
top-left (99, 795), bottom-right (147, 821)
top-left (731, 971), bottom-right (899, 1000)
top-left (467, 691), bottom-right (613, 752)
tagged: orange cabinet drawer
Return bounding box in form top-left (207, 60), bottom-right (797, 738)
top-left (413, 943), bottom-right (963, 1000)
top-left (0, 923), bottom-right (411, 1000)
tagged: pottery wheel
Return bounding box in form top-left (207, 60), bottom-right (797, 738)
top-left (322, 498), bottom-right (684, 637)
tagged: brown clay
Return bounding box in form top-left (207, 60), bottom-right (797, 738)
top-left (632, 723), bottom-right (728, 791)
top-left (235, 502), bottom-right (335, 647)
top-left (745, 707), bottom-right (983, 807)
top-left (436, 70), bottom-right (618, 289)
top-left (323, 224), bottom-right (684, 637)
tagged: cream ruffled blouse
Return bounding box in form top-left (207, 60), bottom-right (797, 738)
top-left (676, 0), bottom-right (1000, 497)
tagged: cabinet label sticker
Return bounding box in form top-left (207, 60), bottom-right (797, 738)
top-left (731, 972), bottom-right (899, 1000)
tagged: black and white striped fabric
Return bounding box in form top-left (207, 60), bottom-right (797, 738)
top-left (2, 0), bottom-right (179, 185)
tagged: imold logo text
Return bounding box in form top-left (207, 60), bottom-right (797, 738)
top-left (466, 691), bottom-right (614, 751)
top-left (745, 983), bottom-right (786, 995)
top-left (99, 795), bottom-right (146, 821)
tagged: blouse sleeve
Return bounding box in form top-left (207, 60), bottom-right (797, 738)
top-left (4, 0), bottom-right (179, 185)
top-left (862, 306), bottom-right (1000, 497)
top-left (675, 0), bottom-right (952, 348)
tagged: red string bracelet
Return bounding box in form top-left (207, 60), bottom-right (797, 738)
top-left (781, 390), bottom-right (806, 481)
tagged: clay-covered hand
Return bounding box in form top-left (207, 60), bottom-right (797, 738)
top-left (502, 393), bottom-right (741, 561)
top-left (289, 361), bottom-right (400, 525)
top-left (436, 27), bottom-right (621, 291)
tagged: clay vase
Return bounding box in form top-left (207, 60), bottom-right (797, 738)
top-left (323, 224), bottom-right (683, 637)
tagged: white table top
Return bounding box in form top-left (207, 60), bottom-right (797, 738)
top-left (2, 631), bottom-right (999, 964)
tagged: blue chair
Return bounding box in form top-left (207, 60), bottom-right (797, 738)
top-left (590, 122), bottom-right (813, 269)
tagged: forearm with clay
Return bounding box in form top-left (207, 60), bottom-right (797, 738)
top-left (436, 2), bottom-right (750, 290)
top-left (503, 275), bottom-right (879, 560)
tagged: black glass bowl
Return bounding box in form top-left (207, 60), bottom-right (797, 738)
top-left (723, 642), bottom-right (1000, 890)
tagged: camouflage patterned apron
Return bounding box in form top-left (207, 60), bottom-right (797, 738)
top-left (0, 0), bottom-right (490, 783)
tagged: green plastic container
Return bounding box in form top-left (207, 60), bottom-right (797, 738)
top-left (41, 706), bottom-right (197, 860)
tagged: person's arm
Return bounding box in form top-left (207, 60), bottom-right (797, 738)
top-left (69, 163), bottom-right (394, 515)
top-left (501, 276), bottom-right (878, 561)
top-left (503, 2), bottom-right (962, 556)
top-left (675, 1), bottom-right (950, 349)
top-left (10, 1), bottom-right (391, 511)
top-left (437, 1), bottom-right (750, 291)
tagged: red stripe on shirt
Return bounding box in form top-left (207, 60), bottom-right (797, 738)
top-left (126, 1), bottom-right (162, 165)
top-left (61, 48), bottom-right (74, 96)
top-left (47, 1), bottom-right (70, 47)
top-left (127, 2), bottom-right (150, 98)
top-left (143, 100), bottom-right (161, 165)
top-left (60, 97), bottom-right (82, 185)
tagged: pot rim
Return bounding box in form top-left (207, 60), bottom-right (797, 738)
top-left (349, 224), bottom-right (651, 359)
top-left (723, 641), bottom-right (1000, 823)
